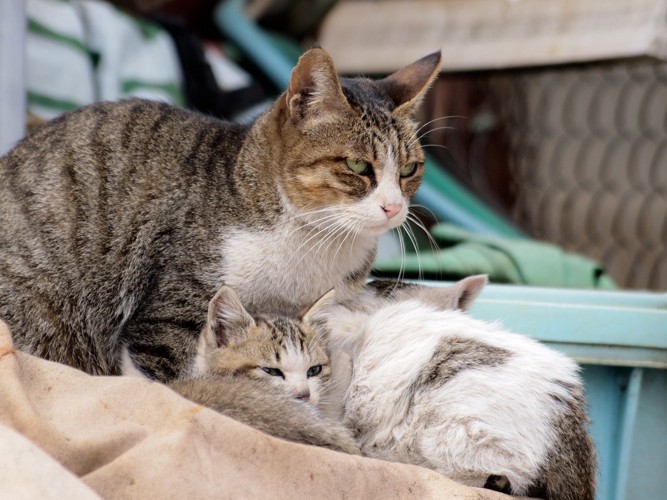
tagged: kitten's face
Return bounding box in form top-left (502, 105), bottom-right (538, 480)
top-left (195, 286), bottom-right (333, 405)
top-left (275, 49), bottom-right (440, 237)
top-left (205, 316), bottom-right (332, 405)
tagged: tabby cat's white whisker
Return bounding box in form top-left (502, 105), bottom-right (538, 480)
top-left (283, 206), bottom-right (346, 227)
top-left (420, 144), bottom-right (449, 152)
top-left (291, 217), bottom-right (344, 259)
top-left (394, 228), bottom-right (407, 294)
top-left (410, 115), bottom-right (463, 141)
top-left (409, 204), bottom-right (438, 222)
top-left (309, 217), bottom-right (351, 257)
top-left (331, 218), bottom-right (359, 267)
top-left (294, 215), bottom-right (352, 267)
top-left (400, 222), bottom-right (423, 281)
top-left (412, 124), bottom-right (456, 143)
top-left (286, 212), bottom-right (346, 239)
top-left (406, 212), bottom-right (439, 255)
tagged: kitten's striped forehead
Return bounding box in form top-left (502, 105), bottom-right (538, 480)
top-left (257, 316), bottom-right (319, 352)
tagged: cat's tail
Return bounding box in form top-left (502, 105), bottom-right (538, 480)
top-left (536, 391), bottom-right (597, 500)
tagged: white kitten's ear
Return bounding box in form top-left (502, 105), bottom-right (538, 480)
top-left (300, 288), bottom-right (336, 327)
top-left (451, 274), bottom-right (488, 311)
top-left (414, 274), bottom-right (487, 311)
top-left (378, 51), bottom-right (442, 117)
top-left (203, 285), bottom-right (256, 351)
top-left (285, 48), bottom-right (351, 129)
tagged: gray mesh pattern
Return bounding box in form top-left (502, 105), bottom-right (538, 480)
top-left (494, 60), bottom-right (667, 290)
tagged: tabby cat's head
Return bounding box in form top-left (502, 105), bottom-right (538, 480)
top-left (272, 48), bottom-right (441, 236)
top-left (193, 285), bottom-right (335, 405)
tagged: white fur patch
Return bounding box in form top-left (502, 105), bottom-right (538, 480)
top-left (329, 300), bottom-right (583, 493)
top-left (215, 217), bottom-right (377, 313)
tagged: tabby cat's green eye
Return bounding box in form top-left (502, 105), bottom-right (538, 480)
top-left (400, 162), bottom-right (419, 178)
top-left (262, 367), bottom-right (284, 378)
top-left (307, 365), bottom-right (322, 377)
top-left (346, 159), bottom-right (371, 175)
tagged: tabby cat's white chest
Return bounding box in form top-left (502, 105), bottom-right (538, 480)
top-left (217, 223), bottom-right (376, 313)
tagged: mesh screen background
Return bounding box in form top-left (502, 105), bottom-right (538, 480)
top-left (421, 60), bottom-right (667, 290)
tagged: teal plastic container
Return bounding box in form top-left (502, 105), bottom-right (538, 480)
top-left (454, 282), bottom-right (667, 500)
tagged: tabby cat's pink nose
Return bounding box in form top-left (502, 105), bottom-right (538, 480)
top-left (382, 203), bottom-right (402, 219)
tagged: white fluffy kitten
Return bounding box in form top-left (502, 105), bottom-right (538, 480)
top-left (324, 277), bottom-right (596, 500)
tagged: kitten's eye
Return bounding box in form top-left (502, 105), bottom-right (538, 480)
top-left (307, 365), bottom-right (322, 377)
top-left (345, 159), bottom-right (371, 176)
top-left (400, 162), bottom-right (419, 178)
top-left (261, 367), bottom-right (284, 378)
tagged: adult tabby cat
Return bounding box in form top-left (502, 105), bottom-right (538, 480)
top-left (323, 277), bottom-right (597, 500)
top-left (122, 285), bottom-right (358, 454)
top-left (0, 48), bottom-right (441, 381)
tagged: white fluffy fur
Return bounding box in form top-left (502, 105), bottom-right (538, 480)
top-left (328, 300), bottom-right (583, 493)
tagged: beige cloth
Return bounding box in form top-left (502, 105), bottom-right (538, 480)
top-left (0, 320), bottom-right (507, 499)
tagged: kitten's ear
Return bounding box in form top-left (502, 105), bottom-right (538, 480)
top-left (450, 274), bottom-right (488, 311)
top-left (414, 274), bottom-right (487, 311)
top-left (300, 288), bottom-right (337, 326)
top-left (203, 285), bottom-right (256, 350)
top-left (285, 48), bottom-right (351, 129)
top-left (378, 51), bottom-right (442, 117)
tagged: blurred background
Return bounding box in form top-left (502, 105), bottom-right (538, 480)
top-left (2, 0), bottom-right (667, 291)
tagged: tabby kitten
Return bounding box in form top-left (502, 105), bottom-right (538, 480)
top-left (0, 48), bottom-right (441, 381)
top-left (323, 277), bottom-right (597, 500)
top-left (123, 285), bottom-right (358, 454)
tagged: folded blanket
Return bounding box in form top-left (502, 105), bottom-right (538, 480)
top-left (375, 223), bottom-right (616, 289)
top-left (0, 320), bottom-right (507, 499)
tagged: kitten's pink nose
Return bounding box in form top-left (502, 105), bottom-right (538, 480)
top-left (382, 203), bottom-right (402, 219)
top-left (295, 389), bottom-right (310, 401)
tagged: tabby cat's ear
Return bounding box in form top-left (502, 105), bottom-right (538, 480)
top-left (285, 48), bottom-right (351, 129)
top-left (378, 51), bottom-right (442, 117)
top-left (300, 289), bottom-right (336, 327)
top-left (203, 285), bottom-right (256, 350)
